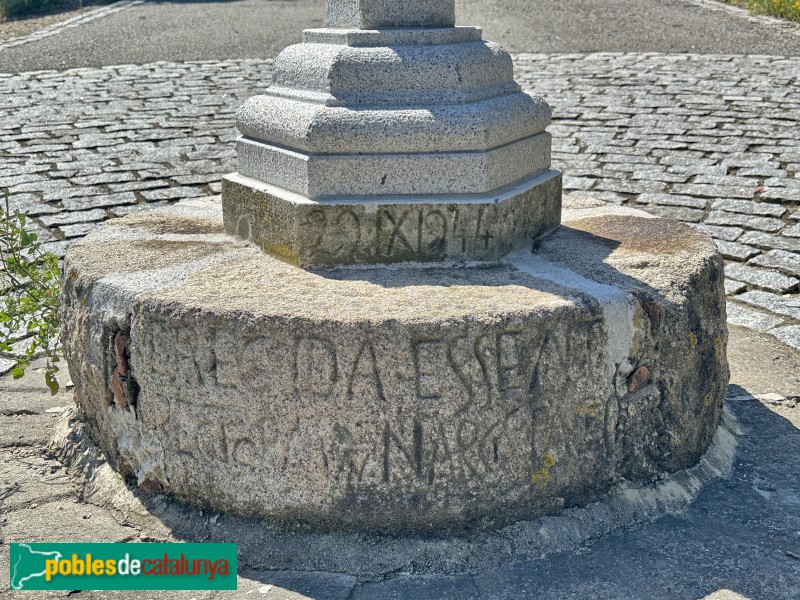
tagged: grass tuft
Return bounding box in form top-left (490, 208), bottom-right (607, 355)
top-left (745, 0), bottom-right (800, 21)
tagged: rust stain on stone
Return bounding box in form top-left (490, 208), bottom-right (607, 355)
top-left (114, 331), bottom-right (129, 376)
top-left (567, 215), bottom-right (708, 255)
top-left (110, 370), bottom-right (128, 409)
top-left (139, 477), bottom-right (164, 494)
top-left (627, 365), bottom-right (651, 393)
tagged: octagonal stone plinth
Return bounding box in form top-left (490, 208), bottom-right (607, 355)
top-left (222, 1), bottom-right (564, 266)
top-left (61, 196), bottom-right (728, 532)
top-left (222, 170), bottom-right (562, 266)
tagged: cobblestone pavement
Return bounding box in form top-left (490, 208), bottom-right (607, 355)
top-left (0, 53), bottom-right (798, 364)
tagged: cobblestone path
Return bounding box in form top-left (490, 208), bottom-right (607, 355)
top-left (1, 54), bottom-right (798, 356)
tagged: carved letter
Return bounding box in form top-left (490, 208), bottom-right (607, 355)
top-left (295, 337), bottom-right (338, 401)
top-left (348, 340), bottom-right (386, 403)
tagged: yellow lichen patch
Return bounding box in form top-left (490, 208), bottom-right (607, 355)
top-left (715, 337), bottom-right (724, 361)
top-left (68, 271), bottom-right (78, 281)
top-left (704, 392), bottom-right (715, 407)
top-left (531, 452), bottom-right (557, 488)
top-left (688, 332), bottom-right (698, 349)
top-left (262, 240), bottom-right (299, 266)
top-left (575, 403), bottom-right (599, 418)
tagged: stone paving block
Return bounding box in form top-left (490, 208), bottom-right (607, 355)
top-left (109, 201), bottom-right (171, 217)
top-left (724, 279), bottom-right (746, 295)
top-left (739, 167), bottom-right (784, 177)
top-left (702, 225), bottom-right (744, 242)
top-left (763, 177), bottom-right (800, 189)
top-left (594, 179), bottom-right (666, 194)
top-left (62, 191), bottom-right (137, 211)
top-left (671, 183), bottom-right (754, 199)
top-left (714, 240), bottom-right (760, 261)
top-left (60, 221), bottom-right (101, 238)
top-left (769, 325), bottom-right (800, 352)
top-left (725, 263), bottom-right (799, 293)
top-left (0, 357), bottom-right (16, 376)
top-left (5, 193), bottom-right (60, 216)
top-left (739, 231), bottom-right (800, 252)
top-left (637, 193), bottom-right (708, 209)
top-left (107, 179), bottom-right (172, 192)
top-left (737, 290), bottom-right (800, 320)
top-left (39, 208), bottom-right (106, 226)
top-left (784, 223), bottom-right (800, 238)
top-left (761, 188), bottom-right (800, 202)
top-left (642, 205), bottom-right (705, 222)
top-left (751, 249), bottom-right (800, 276)
top-left (726, 302), bottom-right (784, 332)
top-left (562, 176), bottom-right (595, 190)
top-left (705, 211), bottom-right (784, 232)
top-left (42, 240), bottom-right (72, 257)
top-left (695, 175), bottom-right (759, 189)
top-left (173, 174), bottom-right (224, 185)
top-left (711, 198), bottom-right (787, 217)
top-left (68, 172), bottom-right (137, 186)
top-left (631, 170), bottom-right (689, 183)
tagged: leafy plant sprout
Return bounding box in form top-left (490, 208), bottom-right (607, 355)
top-left (0, 188), bottom-right (63, 394)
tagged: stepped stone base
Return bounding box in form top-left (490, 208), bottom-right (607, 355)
top-left (61, 195), bottom-right (729, 533)
top-left (222, 170), bottom-right (562, 266)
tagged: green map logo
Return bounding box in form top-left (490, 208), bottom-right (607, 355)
top-left (10, 544), bottom-right (63, 590)
top-left (9, 543), bottom-right (237, 591)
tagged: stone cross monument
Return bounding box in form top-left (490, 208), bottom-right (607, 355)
top-left (62, 0), bottom-right (729, 534)
top-left (221, 0), bottom-right (562, 266)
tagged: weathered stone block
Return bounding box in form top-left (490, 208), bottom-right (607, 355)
top-left (327, 0), bottom-right (455, 29)
top-left (236, 132), bottom-right (552, 198)
top-left (221, 170), bottom-right (562, 266)
top-left (221, 9), bottom-right (563, 254)
top-left (61, 196), bottom-right (729, 532)
top-left (236, 92), bottom-right (551, 155)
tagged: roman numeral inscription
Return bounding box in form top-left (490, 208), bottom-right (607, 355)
top-left (301, 204), bottom-right (471, 264)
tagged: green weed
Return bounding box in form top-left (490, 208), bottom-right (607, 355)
top-left (1, 188), bottom-right (63, 394)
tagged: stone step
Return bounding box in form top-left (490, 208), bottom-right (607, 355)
top-left (236, 91), bottom-right (551, 154)
top-left (236, 131), bottom-right (552, 198)
top-left (302, 26), bottom-right (483, 48)
top-left (271, 41), bottom-right (517, 107)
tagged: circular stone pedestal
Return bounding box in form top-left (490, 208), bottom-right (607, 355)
top-left (61, 196), bottom-right (728, 532)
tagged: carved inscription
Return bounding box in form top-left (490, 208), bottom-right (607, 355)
top-left (303, 205), bottom-right (503, 262)
top-left (151, 324), bottom-right (591, 491)
top-left (348, 340), bottom-right (386, 403)
top-left (303, 209), bottom-right (361, 259)
top-left (294, 336), bottom-right (338, 401)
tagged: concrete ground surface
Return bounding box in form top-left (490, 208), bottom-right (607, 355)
top-left (1, 0), bottom-right (800, 72)
top-left (1, 326), bottom-right (799, 599)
